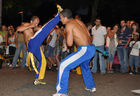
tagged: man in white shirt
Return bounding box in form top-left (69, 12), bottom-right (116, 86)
top-left (91, 18), bottom-right (107, 74)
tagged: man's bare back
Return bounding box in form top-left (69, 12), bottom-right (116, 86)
top-left (53, 9), bottom-right (96, 96)
top-left (65, 19), bottom-right (92, 47)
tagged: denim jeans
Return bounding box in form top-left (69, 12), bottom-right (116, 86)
top-left (91, 45), bottom-right (106, 73)
top-left (129, 55), bottom-right (140, 67)
top-left (12, 42), bottom-right (26, 67)
top-left (45, 45), bottom-right (55, 57)
top-left (107, 47), bottom-right (116, 62)
top-left (117, 47), bottom-right (129, 73)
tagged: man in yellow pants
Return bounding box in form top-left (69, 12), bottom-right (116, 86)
top-left (17, 5), bottom-right (63, 85)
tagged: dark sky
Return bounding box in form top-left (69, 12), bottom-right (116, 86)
top-left (98, 0), bottom-right (140, 26)
top-left (2, 0), bottom-right (140, 27)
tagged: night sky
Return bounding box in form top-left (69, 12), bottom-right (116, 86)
top-left (2, 0), bottom-right (140, 27)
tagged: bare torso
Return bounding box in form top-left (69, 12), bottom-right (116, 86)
top-left (18, 23), bottom-right (34, 42)
top-left (24, 28), bottom-right (34, 42)
top-left (66, 19), bottom-right (92, 47)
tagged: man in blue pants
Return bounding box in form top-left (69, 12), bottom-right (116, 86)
top-left (53, 9), bottom-right (96, 96)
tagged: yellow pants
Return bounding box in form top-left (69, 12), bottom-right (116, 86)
top-left (74, 46), bottom-right (82, 75)
top-left (27, 47), bottom-right (47, 80)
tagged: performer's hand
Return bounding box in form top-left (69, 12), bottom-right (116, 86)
top-left (57, 4), bottom-right (63, 13)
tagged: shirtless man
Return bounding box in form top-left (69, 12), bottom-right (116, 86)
top-left (16, 5), bottom-right (63, 86)
top-left (17, 16), bottom-right (39, 43)
top-left (53, 9), bottom-right (96, 96)
top-left (16, 16), bottom-right (47, 85)
top-left (16, 10), bottom-right (61, 85)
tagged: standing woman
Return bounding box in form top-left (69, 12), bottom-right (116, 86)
top-left (8, 28), bottom-right (17, 67)
top-left (106, 27), bottom-right (118, 73)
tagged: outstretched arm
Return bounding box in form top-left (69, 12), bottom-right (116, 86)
top-left (17, 23), bottom-right (35, 32)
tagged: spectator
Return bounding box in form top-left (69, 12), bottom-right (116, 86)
top-left (129, 32), bottom-right (140, 74)
top-left (55, 27), bottom-right (64, 69)
top-left (91, 18), bottom-right (107, 74)
top-left (45, 28), bottom-right (57, 71)
top-left (7, 25), bottom-right (15, 47)
top-left (130, 20), bottom-right (135, 27)
top-left (106, 26), bottom-right (111, 33)
top-left (131, 22), bottom-right (140, 38)
top-left (60, 26), bottom-right (69, 59)
top-left (62, 32), bottom-right (69, 59)
top-left (126, 20), bottom-right (131, 29)
top-left (87, 22), bottom-right (93, 35)
top-left (106, 29), bottom-right (118, 73)
top-left (11, 29), bottom-right (26, 69)
top-left (75, 14), bottom-right (81, 20)
top-left (0, 25), bottom-right (8, 45)
top-left (0, 33), bottom-right (3, 45)
top-left (117, 20), bottom-right (132, 73)
top-left (8, 28), bottom-right (17, 67)
top-left (113, 24), bottom-right (120, 36)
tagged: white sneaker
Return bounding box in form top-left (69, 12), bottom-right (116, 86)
top-left (131, 89), bottom-right (140, 94)
top-left (33, 80), bottom-right (46, 85)
top-left (52, 93), bottom-right (68, 96)
top-left (129, 72), bottom-right (133, 75)
top-left (85, 87), bottom-right (96, 93)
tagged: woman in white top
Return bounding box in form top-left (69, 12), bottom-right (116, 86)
top-left (8, 29), bottom-right (17, 67)
top-left (106, 26), bottom-right (118, 73)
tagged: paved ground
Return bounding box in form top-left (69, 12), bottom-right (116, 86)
top-left (0, 65), bottom-right (140, 96)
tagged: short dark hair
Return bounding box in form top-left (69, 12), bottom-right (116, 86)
top-left (31, 16), bottom-right (39, 21)
top-left (60, 9), bottom-right (72, 19)
top-left (120, 20), bottom-right (126, 23)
